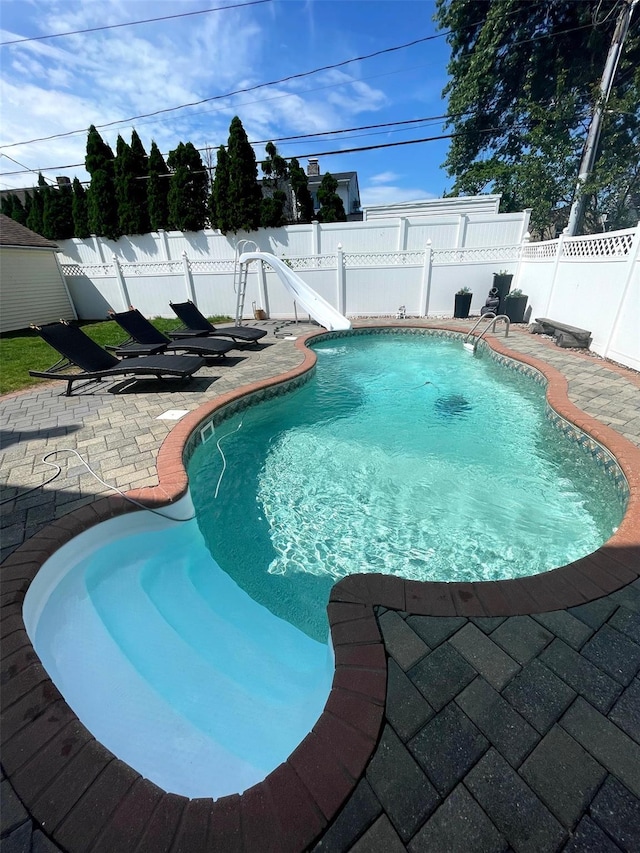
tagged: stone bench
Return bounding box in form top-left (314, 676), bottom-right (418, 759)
top-left (529, 317), bottom-right (592, 349)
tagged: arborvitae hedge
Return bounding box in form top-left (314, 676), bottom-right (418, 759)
top-left (72, 178), bottom-right (90, 238)
top-left (85, 125), bottom-right (120, 240)
top-left (147, 141), bottom-right (170, 231)
top-left (317, 172), bottom-right (346, 223)
top-left (167, 142), bottom-right (208, 232)
top-left (226, 116), bottom-right (262, 233)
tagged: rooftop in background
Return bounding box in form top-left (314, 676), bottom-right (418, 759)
top-left (362, 194), bottom-right (505, 220)
top-left (0, 214), bottom-right (58, 249)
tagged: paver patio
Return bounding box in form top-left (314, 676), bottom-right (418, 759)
top-left (1, 319), bottom-right (639, 852)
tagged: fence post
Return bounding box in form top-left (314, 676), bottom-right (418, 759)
top-left (311, 220), bottom-right (320, 257)
top-left (455, 215), bottom-right (468, 248)
top-left (543, 228), bottom-right (567, 317)
top-left (158, 229), bottom-right (170, 261)
top-left (603, 222), bottom-right (640, 360)
top-left (182, 251), bottom-right (196, 303)
top-left (511, 230), bottom-right (530, 292)
top-left (419, 240), bottom-right (433, 317)
top-left (397, 217), bottom-right (408, 251)
top-left (112, 255), bottom-right (131, 310)
top-left (336, 243), bottom-right (346, 315)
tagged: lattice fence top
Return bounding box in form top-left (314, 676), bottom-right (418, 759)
top-left (281, 255), bottom-right (337, 270)
top-left (562, 231), bottom-right (635, 259)
top-left (344, 251), bottom-right (424, 267)
top-left (120, 261), bottom-right (182, 275)
top-left (433, 245), bottom-right (520, 264)
top-left (521, 241), bottom-right (557, 260)
top-left (188, 259), bottom-right (235, 273)
top-left (61, 263), bottom-right (112, 277)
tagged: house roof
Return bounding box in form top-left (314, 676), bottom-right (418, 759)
top-left (0, 214), bottom-right (58, 249)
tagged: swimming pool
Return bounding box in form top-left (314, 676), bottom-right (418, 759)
top-left (23, 329), bottom-right (626, 799)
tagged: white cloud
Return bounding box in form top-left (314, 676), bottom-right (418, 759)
top-left (370, 171), bottom-right (400, 184)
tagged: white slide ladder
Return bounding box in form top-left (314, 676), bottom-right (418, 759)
top-left (233, 240), bottom-right (258, 325)
top-left (238, 251), bottom-right (351, 331)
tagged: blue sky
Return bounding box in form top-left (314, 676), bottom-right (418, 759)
top-left (0, 0), bottom-right (455, 206)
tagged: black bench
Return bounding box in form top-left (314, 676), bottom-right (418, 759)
top-left (529, 318), bottom-right (592, 349)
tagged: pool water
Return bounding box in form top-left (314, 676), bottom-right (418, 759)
top-left (189, 333), bottom-right (623, 642)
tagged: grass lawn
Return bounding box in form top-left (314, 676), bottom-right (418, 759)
top-left (0, 316), bottom-right (231, 396)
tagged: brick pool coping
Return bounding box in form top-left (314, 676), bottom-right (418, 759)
top-left (1, 324), bottom-right (639, 852)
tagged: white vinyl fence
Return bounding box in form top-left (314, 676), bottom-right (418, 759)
top-left (58, 220), bottom-right (639, 371)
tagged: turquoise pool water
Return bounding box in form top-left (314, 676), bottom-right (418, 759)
top-left (26, 331), bottom-right (624, 798)
top-left (189, 333), bottom-right (623, 642)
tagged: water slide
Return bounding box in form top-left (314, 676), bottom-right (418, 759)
top-left (238, 251), bottom-right (351, 331)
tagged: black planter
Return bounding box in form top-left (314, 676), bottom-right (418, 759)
top-left (454, 292), bottom-right (472, 319)
top-left (493, 273), bottom-right (513, 314)
top-left (504, 295), bottom-right (528, 323)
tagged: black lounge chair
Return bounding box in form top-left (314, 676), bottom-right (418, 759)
top-left (29, 321), bottom-right (205, 396)
top-left (107, 308), bottom-right (235, 358)
top-left (169, 300), bottom-right (267, 346)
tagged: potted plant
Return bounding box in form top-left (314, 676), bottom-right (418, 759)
top-left (493, 269), bottom-right (513, 314)
top-left (504, 288), bottom-right (528, 323)
top-left (454, 286), bottom-right (472, 319)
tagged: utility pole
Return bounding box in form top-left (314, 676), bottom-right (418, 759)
top-left (566, 0), bottom-right (638, 236)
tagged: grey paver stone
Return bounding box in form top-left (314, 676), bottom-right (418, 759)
top-left (532, 612), bottom-right (593, 650)
top-left (520, 725), bottom-right (606, 829)
top-left (540, 638), bottom-right (622, 713)
top-left (581, 624), bottom-right (640, 686)
top-left (610, 606), bottom-right (640, 645)
top-left (408, 702), bottom-right (488, 796)
top-left (449, 623), bottom-right (521, 689)
top-left (490, 615), bottom-right (554, 665)
top-left (408, 642), bottom-right (476, 712)
top-left (562, 816), bottom-right (623, 852)
top-left (502, 659), bottom-right (576, 735)
top-left (366, 725), bottom-right (440, 842)
top-left (568, 598), bottom-right (618, 630)
top-left (408, 783), bottom-right (507, 853)
top-left (385, 658), bottom-right (434, 742)
top-left (405, 615), bottom-right (466, 648)
top-left (312, 779), bottom-right (382, 852)
top-left (456, 677), bottom-right (540, 768)
top-left (464, 749), bottom-right (567, 853)
top-left (609, 678), bottom-right (640, 744)
top-left (0, 778), bottom-right (29, 836)
top-left (470, 617), bottom-right (507, 633)
top-left (348, 815), bottom-right (406, 853)
top-left (560, 698), bottom-right (640, 798)
top-left (378, 611), bottom-right (430, 670)
top-left (589, 776), bottom-right (640, 853)
top-left (609, 587), bottom-right (640, 614)
top-left (0, 819), bottom-right (32, 853)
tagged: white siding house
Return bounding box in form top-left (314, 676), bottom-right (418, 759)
top-left (0, 215), bottom-right (76, 333)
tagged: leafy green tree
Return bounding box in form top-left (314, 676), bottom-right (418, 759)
top-left (289, 157), bottom-right (314, 223)
top-left (226, 116), bottom-right (262, 232)
top-left (43, 181), bottom-right (74, 240)
top-left (435, 0), bottom-right (640, 236)
top-left (317, 172), bottom-right (346, 222)
top-left (85, 125), bottom-right (120, 239)
top-left (211, 145), bottom-right (231, 233)
top-left (167, 142), bottom-right (208, 231)
top-left (129, 130), bottom-right (150, 233)
top-left (72, 178), bottom-right (90, 238)
top-left (147, 141), bottom-right (170, 231)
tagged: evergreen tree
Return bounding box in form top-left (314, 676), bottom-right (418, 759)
top-left (72, 178), bottom-right (90, 238)
top-left (5, 194), bottom-right (27, 225)
top-left (167, 142), bottom-right (208, 231)
top-left (147, 141), bottom-right (170, 231)
top-left (260, 141), bottom-right (289, 227)
top-left (226, 116), bottom-right (262, 232)
top-left (1, 196), bottom-right (13, 218)
top-left (211, 145), bottom-right (231, 233)
top-left (85, 125), bottom-right (120, 240)
top-left (128, 130), bottom-right (150, 233)
top-left (317, 173), bottom-right (346, 222)
top-left (26, 183), bottom-right (45, 235)
top-left (289, 158), bottom-right (314, 223)
top-left (115, 135), bottom-right (146, 235)
top-left (43, 181), bottom-right (74, 239)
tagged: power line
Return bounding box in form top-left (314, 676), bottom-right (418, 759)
top-left (0, 112), bottom-right (477, 178)
top-left (0, 0), bottom-right (272, 47)
top-left (0, 32), bottom-right (449, 150)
